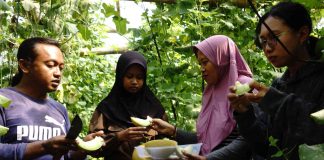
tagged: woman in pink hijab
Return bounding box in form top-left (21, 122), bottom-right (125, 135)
top-left (152, 35), bottom-right (253, 160)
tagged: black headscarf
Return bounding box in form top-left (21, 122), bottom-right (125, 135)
top-left (97, 51), bottom-right (165, 127)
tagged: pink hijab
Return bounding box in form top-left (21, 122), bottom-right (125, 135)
top-left (195, 35), bottom-right (253, 155)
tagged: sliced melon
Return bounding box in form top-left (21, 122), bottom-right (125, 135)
top-left (133, 139), bottom-right (177, 160)
top-left (76, 136), bottom-right (105, 151)
top-left (132, 145), bottom-right (151, 160)
top-left (310, 109), bottom-right (324, 125)
top-left (144, 139), bottom-right (177, 148)
top-left (176, 145), bottom-right (194, 158)
top-left (0, 125), bottom-right (9, 136)
top-left (0, 95), bottom-right (11, 108)
top-left (131, 116), bottom-right (153, 127)
top-left (234, 81), bottom-right (250, 96)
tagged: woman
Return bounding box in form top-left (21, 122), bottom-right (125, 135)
top-left (89, 51), bottom-right (167, 160)
top-left (152, 35), bottom-right (253, 160)
top-left (228, 2), bottom-right (324, 160)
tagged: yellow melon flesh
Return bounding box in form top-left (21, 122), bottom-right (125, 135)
top-left (76, 136), bottom-right (105, 151)
top-left (131, 116), bottom-right (152, 127)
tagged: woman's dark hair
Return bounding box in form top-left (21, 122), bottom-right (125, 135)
top-left (11, 37), bottom-right (60, 86)
top-left (255, 2), bottom-right (319, 58)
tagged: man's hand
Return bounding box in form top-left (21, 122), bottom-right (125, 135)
top-left (41, 135), bottom-right (76, 155)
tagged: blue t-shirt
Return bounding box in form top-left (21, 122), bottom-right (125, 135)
top-left (0, 88), bottom-right (71, 160)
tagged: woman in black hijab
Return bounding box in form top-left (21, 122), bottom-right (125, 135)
top-left (89, 51), bottom-right (167, 159)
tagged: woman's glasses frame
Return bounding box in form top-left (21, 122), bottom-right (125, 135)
top-left (259, 32), bottom-right (288, 50)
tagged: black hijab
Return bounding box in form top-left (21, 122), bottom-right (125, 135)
top-left (97, 51), bottom-right (165, 127)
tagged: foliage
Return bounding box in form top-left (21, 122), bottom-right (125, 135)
top-left (269, 136), bottom-right (288, 159)
top-left (52, 53), bottom-right (117, 135)
top-left (0, 0), bottom-right (117, 135)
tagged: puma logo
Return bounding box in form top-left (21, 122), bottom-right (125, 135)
top-left (16, 116), bottom-right (66, 141)
top-left (45, 115), bottom-right (66, 134)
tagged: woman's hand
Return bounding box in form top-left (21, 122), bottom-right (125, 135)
top-left (245, 80), bottom-right (269, 103)
top-left (182, 152), bottom-right (206, 160)
top-left (228, 80), bottom-right (269, 113)
top-left (72, 130), bottom-right (106, 158)
top-left (116, 127), bottom-right (147, 142)
top-left (83, 130), bottom-right (105, 142)
top-left (151, 118), bottom-right (175, 136)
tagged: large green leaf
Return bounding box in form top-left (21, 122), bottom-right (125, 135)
top-left (77, 24), bottom-right (91, 40)
top-left (101, 3), bottom-right (117, 17)
top-left (113, 16), bottom-right (127, 35)
top-left (299, 143), bottom-right (324, 160)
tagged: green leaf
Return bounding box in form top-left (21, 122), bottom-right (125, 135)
top-left (0, 94), bottom-right (11, 108)
top-left (113, 16), bottom-right (127, 35)
top-left (0, 0), bottom-right (11, 11)
top-left (269, 136), bottom-right (278, 147)
top-left (65, 22), bottom-right (78, 34)
top-left (77, 24), bottom-right (91, 40)
top-left (220, 19), bottom-right (235, 29)
top-left (271, 150), bottom-right (284, 158)
top-left (178, 0), bottom-right (194, 14)
top-left (292, 0), bottom-right (324, 9)
top-left (77, 101), bottom-right (87, 106)
top-left (21, 0), bottom-right (37, 12)
top-left (101, 3), bottom-right (117, 17)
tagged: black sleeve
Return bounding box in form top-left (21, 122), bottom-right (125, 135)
top-left (205, 136), bottom-right (251, 160)
top-left (260, 87), bottom-right (324, 144)
top-left (174, 129), bottom-right (198, 145)
top-left (234, 104), bottom-right (269, 157)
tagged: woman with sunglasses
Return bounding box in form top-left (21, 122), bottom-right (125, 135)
top-left (228, 2), bottom-right (324, 160)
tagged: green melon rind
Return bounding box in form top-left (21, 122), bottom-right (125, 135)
top-left (0, 125), bottom-right (9, 136)
top-left (131, 116), bottom-right (152, 127)
top-left (299, 143), bottom-right (324, 160)
top-left (310, 109), bottom-right (324, 125)
top-left (76, 136), bottom-right (105, 151)
top-left (0, 94), bottom-right (12, 108)
top-left (235, 81), bottom-right (250, 96)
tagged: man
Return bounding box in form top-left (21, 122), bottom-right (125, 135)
top-left (0, 37), bottom-right (103, 159)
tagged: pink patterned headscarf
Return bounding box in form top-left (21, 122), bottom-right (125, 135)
top-left (195, 35), bottom-right (253, 155)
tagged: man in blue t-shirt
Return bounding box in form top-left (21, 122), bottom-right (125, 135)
top-left (0, 37), bottom-right (103, 160)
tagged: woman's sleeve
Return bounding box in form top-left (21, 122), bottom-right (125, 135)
top-left (175, 129), bottom-right (198, 145)
top-left (260, 87), bottom-right (324, 118)
top-left (205, 136), bottom-right (251, 160)
top-left (259, 87), bottom-right (324, 143)
top-left (234, 104), bottom-right (269, 157)
top-left (88, 109), bottom-right (123, 157)
top-left (159, 113), bottom-right (198, 144)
